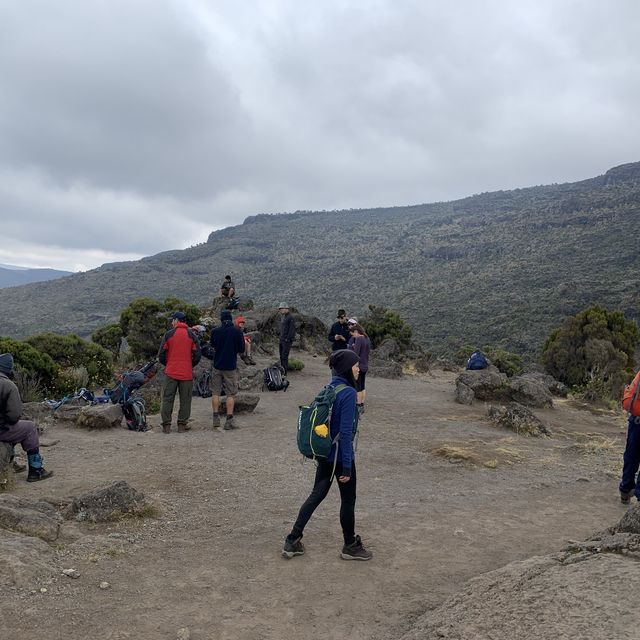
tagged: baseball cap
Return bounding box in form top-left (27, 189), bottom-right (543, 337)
top-left (171, 311), bottom-right (186, 321)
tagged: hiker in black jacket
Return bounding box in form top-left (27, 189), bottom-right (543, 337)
top-left (328, 309), bottom-right (350, 351)
top-left (278, 302), bottom-right (296, 373)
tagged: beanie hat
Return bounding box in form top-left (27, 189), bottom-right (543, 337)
top-left (220, 309), bottom-right (233, 323)
top-left (0, 353), bottom-right (14, 375)
top-left (278, 302), bottom-right (289, 309)
top-left (329, 349), bottom-right (359, 376)
top-left (171, 311), bottom-right (186, 321)
top-left (337, 309), bottom-right (346, 318)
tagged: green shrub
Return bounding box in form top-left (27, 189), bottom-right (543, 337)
top-left (92, 323), bottom-right (123, 357)
top-left (541, 304), bottom-right (639, 402)
top-left (287, 358), bottom-right (305, 372)
top-left (361, 305), bottom-right (412, 350)
top-left (0, 336), bottom-right (58, 390)
top-left (486, 347), bottom-right (523, 377)
top-left (25, 333), bottom-right (113, 391)
top-left (119, 297), bottom-right (200, 360)
top-left (12, 369), bottom-right (45, 402)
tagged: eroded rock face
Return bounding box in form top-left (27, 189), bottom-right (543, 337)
top-left (508, 376), bottom-right (553, 408)
top-left (487, 402), bottom-right (551, 437)
top-left (0, 495), bottom-right (63, 541)
top-left (454, 382), bottom-right (474, 405)
top-left (519, 372), bottom-right (568, 397)
top-left (610, 504), bottom-right (640, 535)
top-left (456, 368), bottom-right (509, 401)
top-left (65, 480), bottom-right (147, 522)
top-left (75, 403), bottom-right (124, 429)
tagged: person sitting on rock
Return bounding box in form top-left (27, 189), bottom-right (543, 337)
top-left (219, 275), bottom-right (236, 299)
top-left (0, 353), bottom-right (53, 482)
top-left (234, 316), bottom-right (256, 365)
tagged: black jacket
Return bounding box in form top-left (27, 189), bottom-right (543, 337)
top-left (280, 314), bottom-right (296, 343)
top-left (328, 321), bottom-right (350, 351)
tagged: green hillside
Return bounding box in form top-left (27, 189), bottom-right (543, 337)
top-left (1, 162), bottom-right (639, 357)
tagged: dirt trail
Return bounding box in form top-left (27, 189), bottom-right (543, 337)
top-left (1, 354), bottom-right (628, 639)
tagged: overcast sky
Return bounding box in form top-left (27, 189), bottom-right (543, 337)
top-left (1, 1), bottom-right (638, 272)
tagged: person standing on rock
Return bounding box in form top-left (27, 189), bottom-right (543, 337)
top-left (0, 353), bottom-right (53, 482)
top-left (210, 309), bottom-right (245, 430)
top-left (347, 320), bottom-right (371, 414)
top-left (328, 309), bottom-right (350, 351)
top-left (158, 312), bottom-right (202, 434)
top-left (278, 302), bottom-right (296, 374)
top-left (282, 349), bottom-right (372, 561)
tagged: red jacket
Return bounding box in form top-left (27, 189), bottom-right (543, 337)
top-left (159, 322), bottom-right (200, 381)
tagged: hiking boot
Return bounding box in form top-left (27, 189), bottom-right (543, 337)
top-left (12, 460), bottom-right (27, 473)
top-left (27, 467), bottom-right (54, 483)
top-left (248, 356), bottom-right (257, 366)
top-left (282, 536), bottom-right (305, 559)
top-left (223, 415), bottom-right (237, 430)
top-left (162, 424), bottom-right (171, 434)
top-left (212, 413), bottom-right (221, 429)
top-left (340, 535), bottom-right (372, 561)
top-left (621, 489), bottom-right (634, 504)
top-left (177, 423), bottom-right (191, 433)
top-left (241, 354), bottom-right (251, 365)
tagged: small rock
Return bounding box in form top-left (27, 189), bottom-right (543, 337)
top-left (62, 568), bottom-right (80, 579)
top-left (99, 581), bottom-right (111, 589)
top-left (39, 587), bottom-right (47, 593)
top-left (448, 458), bottom-right (464, 465)
top-left (176, 628), bottom-right (191, 640)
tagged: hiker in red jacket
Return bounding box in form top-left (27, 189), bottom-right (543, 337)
top-left (158, 311), bottom-right (201, 433)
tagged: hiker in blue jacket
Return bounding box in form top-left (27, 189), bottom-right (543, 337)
top-left (282, 349), bottom-right (372, 561)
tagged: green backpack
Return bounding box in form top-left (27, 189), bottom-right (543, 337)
top-left (297, 384), bottom-right (359, 462)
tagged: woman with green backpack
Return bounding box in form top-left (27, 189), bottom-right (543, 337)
top-left (282, 349), bottom-right (372, 561)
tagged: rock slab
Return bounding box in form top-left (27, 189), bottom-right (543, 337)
top-left (76, 403), bottom-right (124, 429)
top-left (65, 480), bottom-right (147, 522)
top-left (0, 494), bottom-right (63, 541)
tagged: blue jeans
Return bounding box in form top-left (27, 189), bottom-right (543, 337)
top-left (620, 416), bottom-right (640, 497)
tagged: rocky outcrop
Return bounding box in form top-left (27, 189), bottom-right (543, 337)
top-left (487, 402), bottom-right (551, 437)
top-left (455, 368), bottom-right (554, 408)
top-left (0, 529), bottom-right (55, 588)
top-left (0, 441), bottom-right (12, 476)
top-left (64, 480), bottom-right (148, 522)
top-left (401, 506), bottom-right (640, 640)
top-left (0, 494), bottom-right (63, 541)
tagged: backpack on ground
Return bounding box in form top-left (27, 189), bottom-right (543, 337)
top-left (227, 297), bottom-right (240, 310)
top-left (297, 384), bottom-right (347, 460)
top-left (466, 350), bottom-right (488, 370)
top-left (623, 371), bottom-right (640, 417)
top-left (194, 367), bottom-right (213, 398)
top-left (122, 397), bottom-right (148, 432)
top-left (263, 364), bottom-right (289, 392)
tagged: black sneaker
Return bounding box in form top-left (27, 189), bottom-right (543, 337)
top-left (282, 536), bottom-right (305, 559)
top-left (341, 535), bottom-right (372, 561)
top-left (27, 467), bottom-right (54, 483)
top-left (621, 490), bottom-right (634, 504)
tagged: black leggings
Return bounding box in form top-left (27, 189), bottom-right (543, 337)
top-left (290, 460), bottom-right (357, 545)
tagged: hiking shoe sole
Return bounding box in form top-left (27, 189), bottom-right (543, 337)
top-left (282, 549), bottom-right (305, 559)
top-left (340, 551), bottom-right (372, 561)
top-left (621, 491), bottom-right (634, 504)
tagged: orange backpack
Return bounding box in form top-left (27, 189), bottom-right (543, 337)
top-left (623, 371), bottom-right (640, 416)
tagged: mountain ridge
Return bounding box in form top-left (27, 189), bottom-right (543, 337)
top-left (1, 161), bottom-right (639, 356)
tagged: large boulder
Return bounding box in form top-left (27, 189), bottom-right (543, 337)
top-left (65, 480), bottom-right (148, 522)
top-left (456, 369), bottom-right (554, 408)
top-left (456, 367), bottom-right (510, 401)
top-left (0, 494), bottom-right (63, 541)
top-left (508, 375), bottom-right (553, 408)
top-left (519, 371), bottom-right (568, 397)
top-left (454, 382), bottom-right (474, 405)
top-left (217, 393), bottom-right (260, 413)
top-left (487, 402), bottom-right (551, 437)
top-left (75, 403), bottom-right (124, 429)
top-left (368, 361), bottom-right (404, 379)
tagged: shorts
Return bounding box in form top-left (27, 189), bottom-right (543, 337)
top-left (211, 368), bottom-right (239, 396)
top-left (355, 371), bottom-right (367, 392)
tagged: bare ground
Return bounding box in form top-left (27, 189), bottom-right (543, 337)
top-left (0, 353), bottom-right (630, 639)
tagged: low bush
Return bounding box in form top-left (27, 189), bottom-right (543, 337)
top-left (287, 358), bottom-right (305, 372)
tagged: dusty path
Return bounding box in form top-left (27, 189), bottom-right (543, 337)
top-left (1, 354), bottom-right (628, 639)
